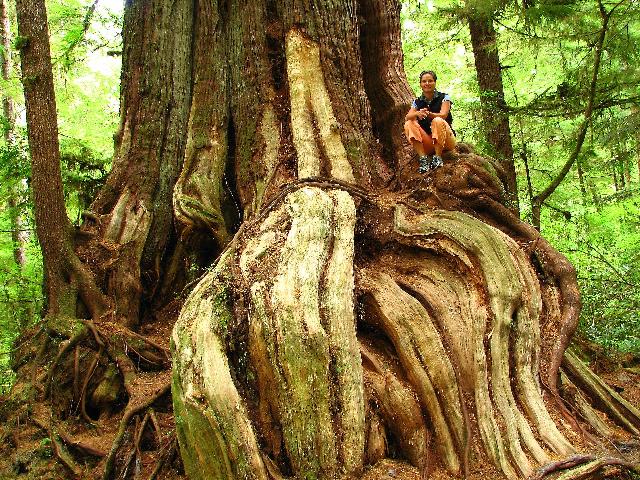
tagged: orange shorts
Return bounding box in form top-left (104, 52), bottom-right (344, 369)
top-left (404, 117), bottom-right (456, 155)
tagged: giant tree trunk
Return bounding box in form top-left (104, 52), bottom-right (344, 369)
top-left (168, 1), bottom-right (639, 480)
top-left (4, 0), bottom-right (640, 478)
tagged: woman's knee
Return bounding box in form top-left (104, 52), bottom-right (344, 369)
top-left (404, 120), bottom-right (421, 140)
top-left (431, 117), bottom-right (445, 126)
top-left (404, 119), bottom-right (419, 130)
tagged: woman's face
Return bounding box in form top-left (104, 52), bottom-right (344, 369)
top-left (420, 73), bottom-right (436, 96)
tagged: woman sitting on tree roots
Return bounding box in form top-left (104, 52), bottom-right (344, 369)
top-left (404, 70), bottom-right (456, 173)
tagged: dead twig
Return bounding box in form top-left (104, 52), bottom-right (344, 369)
top-left (148, 408), bottom-right (162, 447)
top-left (45, 328), bottom-right (88, 397)
top-left (124, 341), bottom-right (165, 366)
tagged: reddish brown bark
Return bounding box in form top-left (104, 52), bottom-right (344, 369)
top-left (359, 0), bottom-right (414, 178)
top-left (16, 0), bottom-right (94, 319)
top-left (86, 0), bottom-right (194, 326)
top-left (467, 12), bottom-right (519, 211)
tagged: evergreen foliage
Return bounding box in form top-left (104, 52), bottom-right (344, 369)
top-left (402, 0), bottom-right (639, 355)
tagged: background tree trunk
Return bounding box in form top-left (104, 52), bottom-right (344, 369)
top-left (1, 0), bottom-right (28, 268)
top-left (467, 10), bottom-right (519, 212)
top-left (16, 0), bottom-right (105, 322)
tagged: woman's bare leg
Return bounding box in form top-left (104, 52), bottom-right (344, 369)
top-left (411, 139), bottom-right (427, 157)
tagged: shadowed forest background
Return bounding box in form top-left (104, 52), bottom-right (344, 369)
top-left (3, 0), bottom-right (638, 391)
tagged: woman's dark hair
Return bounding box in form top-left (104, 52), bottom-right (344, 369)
top-left (419, 70), bottom-right (437, 81)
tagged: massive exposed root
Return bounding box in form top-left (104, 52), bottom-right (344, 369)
top-left (171, 181), bottom-right (640, 478)
top-left (170, 27), bottom-right (639, 478)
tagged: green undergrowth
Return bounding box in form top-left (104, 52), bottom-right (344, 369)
top-left (543, 190), bottom-right (640, 357)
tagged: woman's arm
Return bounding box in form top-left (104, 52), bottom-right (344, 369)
top-left (427, 100), bottom-right (451, 120)
top-left (405, 106), bottom-right (429, 121)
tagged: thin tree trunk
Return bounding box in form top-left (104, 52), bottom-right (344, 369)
top-left (15, 0), bottom-right (71, 316)
top-left (359, 0), bottom-right (414, 177)
top-left (576, 156), bottom-right (588, 201)
top-left (467, 11), bottom-right (519, 213)
top-left (15, 0), bottom-right (106, 322)
top-left (1, 0), bottom-right (28, 268)
top-left (633, 106), bottom-right (640, 182)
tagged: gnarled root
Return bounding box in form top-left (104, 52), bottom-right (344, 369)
top-left (171, 184), bottom-right (640, 479)
top-left (173, 186), bottom-right (364, 479)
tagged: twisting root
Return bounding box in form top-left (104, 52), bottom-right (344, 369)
top-left (467, 195), bottom-right (581, 409)
top-left (73, 346), bottom-right (80, 405)
top-left (80, 319), bottom-right (105, 348)
top-left (49, 428), bottom-right (83, 478)
top-left (32, 415), bottom-right (84, 477)
top-left (80, 346), bottom-right (103, 423)
top-left (360, 342), bottom-right (431, 473)
top-left (45, 327), bottom-right (88, 397)
top-left (147, 433), bottom-right (177, 480)
top-left (531, 454), bottom-right (640, 480)
top-left (101, 381), bottom-right (171, 480)
top-left (148, 408), bottom-right (162, 447)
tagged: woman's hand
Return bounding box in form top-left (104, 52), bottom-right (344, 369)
top-left (406, 107), bottom-right (429, 121)
top-left (415, 108), bottom-right (429, 120)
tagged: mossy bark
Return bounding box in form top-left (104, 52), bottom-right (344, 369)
top-left (167, 0), bottom-right (640, 476)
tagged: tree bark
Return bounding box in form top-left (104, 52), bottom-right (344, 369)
top-left (467, 10), bottom-right (519, 212)
top-left (1, 0), bottom-right (28, 268)
top-left (86, 0), bottom-right (194, 326)
top-left (5, 0), bottom-right (640, 478)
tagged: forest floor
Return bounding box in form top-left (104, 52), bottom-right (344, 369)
top-left (0, 342), bottom-right (638, 479)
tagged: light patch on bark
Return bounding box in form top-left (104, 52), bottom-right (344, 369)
top-left (104, 188), bottom-right (151, 253)
top-left (254, 103), bottom-right (281, 211)
top-left (113, 116), bottom-right (133, 171)
top-left (245, 187), bottom-right (363, 478)
top-left (172, 251), bottom-right (268, 480)
top-left (286, 30), bottom-right (355, 183)
top-left (321, 189), bottom-right (365, 473)
top-left (173, 117), bottom-right (230, 246)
